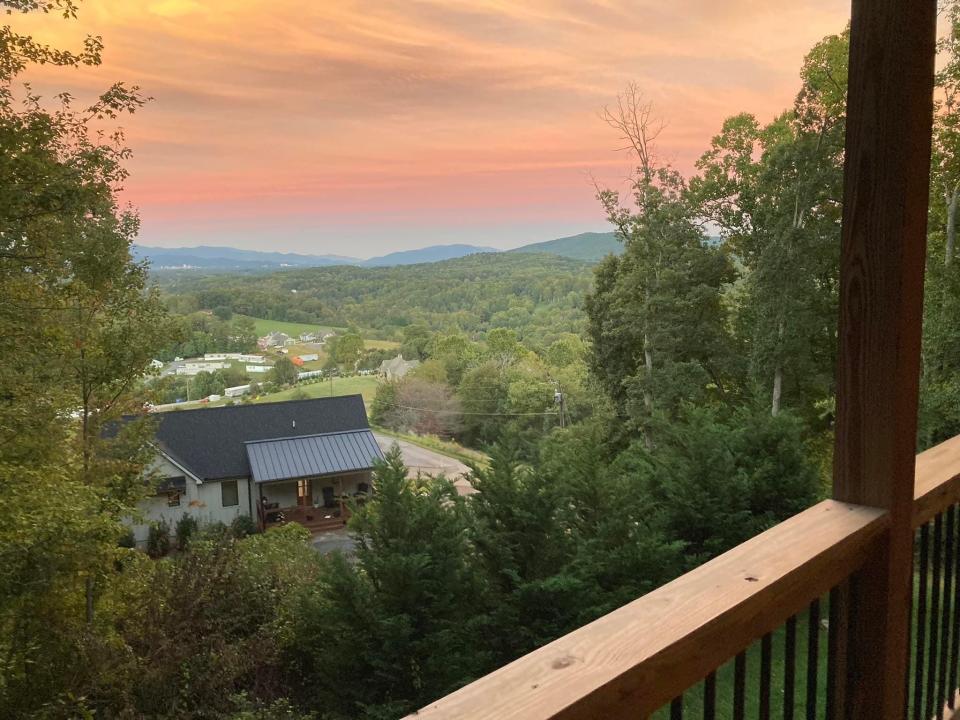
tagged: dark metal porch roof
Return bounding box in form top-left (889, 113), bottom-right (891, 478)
top-left (245, 429), bottom-right (384, 483)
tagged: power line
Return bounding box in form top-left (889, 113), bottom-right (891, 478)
top-left (378, 401), bottom-right (558, 417)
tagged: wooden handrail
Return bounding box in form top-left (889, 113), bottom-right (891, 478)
top-left (914, 434), bottom-right (960, 528)
top-left (408, 500), bottom-right (887, 720)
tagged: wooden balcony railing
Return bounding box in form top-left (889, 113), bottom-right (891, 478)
top-left (412, 2), bottom-right (939, 719)
top-left (409, 437), bottom-right (960, 720)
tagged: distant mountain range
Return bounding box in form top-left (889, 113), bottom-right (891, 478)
top-left (507, 231), bottom-right (621, 262)
top-left (133, 231), bottom-right (623, 271)
top-left (131, 245), bottom-right (357, 270)
top-left (362, 243), bottom-right (499, 267)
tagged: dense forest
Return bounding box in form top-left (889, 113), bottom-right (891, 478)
top-left (158, 252), bottom-right (594, 347)
top-left (5, 2), bottom-right (960, 720)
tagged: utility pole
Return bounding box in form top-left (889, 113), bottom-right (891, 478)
top-left (554, 384), bottom-right (565, 429)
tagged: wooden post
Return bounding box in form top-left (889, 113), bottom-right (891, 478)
top-left (832, 1), bottom-right (936, 718)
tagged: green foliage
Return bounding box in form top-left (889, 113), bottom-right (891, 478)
top-left (271, 356), bottom-right (298, 386)
top-left (77, 528), bottom-right (319, 718)
top-left (147, 519), bottom-right (172, 558)
top-left (615, 405), bottom-right (819, 563)
top-left (231, 514), bottom-right (259, 538)
top-left (156, 312), bottom-right (256, 361)
top-left (155, 253), bottom-right (593, 348)
top-left (175, 514), bottom-right (199, 551)
top-left (289, 449), bottom-right (489, 719)
top-left (587, 88), bottom-right (736, 444)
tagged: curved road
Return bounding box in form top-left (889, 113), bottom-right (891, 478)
top-left (373, 432), bottom-right (477, 496)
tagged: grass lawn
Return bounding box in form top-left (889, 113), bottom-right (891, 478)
top-left (649, 606), bottom-right (828, 720)
top-left (281, 342), bottom-right (328, 370)
top-left (237, 315), bottom-right (344, 338)
top-left (366, 338), bottom-right (401, 350)
top-left (157, 375), bottom-right (380, 412)
top-left (254, 375), bottom-right (380, 404)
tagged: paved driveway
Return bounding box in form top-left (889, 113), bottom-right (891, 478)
top-left (373, 433), bottom-right (477, 495)
top-left (311, 528), bottom-right (356, 555)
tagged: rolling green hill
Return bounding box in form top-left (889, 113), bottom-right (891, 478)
top-left (159, 252), bottom-right (594, 347)
top-left (509, 231), bottom-right (621, 262)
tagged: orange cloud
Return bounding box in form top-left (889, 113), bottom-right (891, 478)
top-left (12, 0), bottom-right (850, 254)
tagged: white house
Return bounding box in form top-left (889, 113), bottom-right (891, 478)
top-left (377, 354), bottom-right (420, 381)
top-left (130, 395), bottom-right (383, 547)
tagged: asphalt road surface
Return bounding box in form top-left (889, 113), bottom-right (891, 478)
top-left (373, 432), bottom-right (477, 496)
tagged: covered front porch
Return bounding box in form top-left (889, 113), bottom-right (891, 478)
top-left (244, 428), bottom-right (384, 536)
top-left (256, 473), bottom-right (371, 534)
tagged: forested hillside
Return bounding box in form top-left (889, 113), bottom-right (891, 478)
top-left (159, 252), bottom-right (594, 346)
top-left (508, 231), bottom-right (621, 261)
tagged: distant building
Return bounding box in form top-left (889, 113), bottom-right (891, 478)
top-left (149, 359), bottom-right (164, 370)
top-left (257, 331), bottom-right (291, 349)
top-left (225, 384), bottom-right (251, 398)
top-left (176, 361), bottom-right (229, 376)
top-left (203, 353), bottom-right (265, 363)
top-left (299, 332), bottom-right (318, 342)
top-left (377, 354), bottom-right (420, 381)
top-left (247, 365), bottom-right (270, 374)
top-left (298, 353), bottom-right (319, 362)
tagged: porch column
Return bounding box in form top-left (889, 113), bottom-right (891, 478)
top-left (832, 1), bottom-right (936, 718)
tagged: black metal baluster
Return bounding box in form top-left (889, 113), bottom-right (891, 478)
top-left (938, 507), bottom-right (956, 720)
top-left (916, 522), bottom-right (930, 720)
top-left (703, 671), bottom-right (716, 720)
top-left (928, 514), bottom-right (944, 720)
top-left (760, 633), bottom-right (772, 720)
top-left (785, 615), bottom-right (796, 720)
top-left (671, 695), bottom-right (683, 720)
top-left (733, 651), bottom-right (746, 720)
top-left (951, 506), bottom-right (960, 710)
top-left (807, 599), bottom-right (820, 720)
top-left (827, 585), bottom-right (846, 720)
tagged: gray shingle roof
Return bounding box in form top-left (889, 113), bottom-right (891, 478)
top-left (153, 395), bottom-right (370, 480)
top-left (245, 429), bottom-right (384, 483)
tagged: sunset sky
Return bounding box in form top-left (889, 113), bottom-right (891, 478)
top-left (15, 0), bottom-right (850, 257)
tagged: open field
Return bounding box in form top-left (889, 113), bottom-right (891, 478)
top-left (155, 375), bottom-right (380, 412)
top-left (237, 315), bottom-right (344, 338)
top-left (238, 315), bottom-right (400, 352)
top-left (279, 342), bottom-right (328, 370)
top-left (257, 375), bottom-right (379, 404)
top-left (366, 338), bottom-right (401, 350)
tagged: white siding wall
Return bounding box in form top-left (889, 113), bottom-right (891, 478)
top-left (127, 455), bottom-right (254, 547)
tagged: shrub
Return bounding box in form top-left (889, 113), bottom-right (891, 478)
top-left (147, 520), bottom-right (172, 558)
top-left (176, 514), bottom-right (199, 551)
top-left (117, 528), bottom-right (136, 549)
top-left (199, 520), bottom-right (230, 542)
top-left (231, 514), bottom-right (258, 538)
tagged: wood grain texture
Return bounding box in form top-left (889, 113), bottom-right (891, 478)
top-left (914, 434), bottom-right (960, 528)
top-left (831, 2), bottom-right (937, 718)
top-left (407, 501), bottom-right (887, 720)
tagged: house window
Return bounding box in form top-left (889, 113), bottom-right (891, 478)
top-left (222, 480), bottom-right (239, 507)
top-left (167, 492), bottom-right (181, 507)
